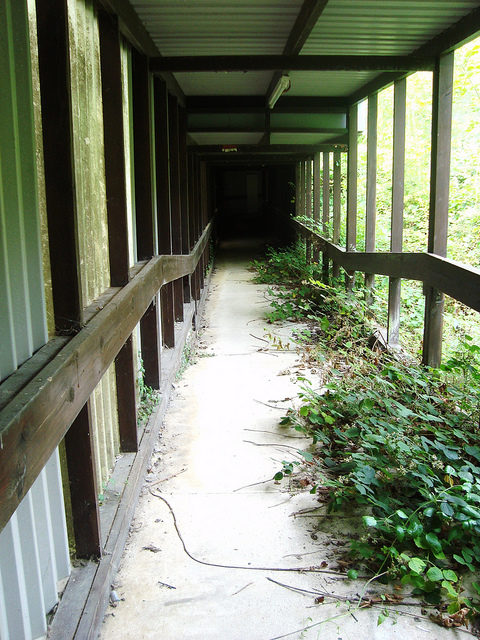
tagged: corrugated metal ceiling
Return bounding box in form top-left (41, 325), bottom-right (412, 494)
top-left (302, 0), bottom-right (480, 56)
top-left (287, 70), bottom-right (379, 97)
top-left (130, 0), bottom-right (303, 55)
top-left (173, 71), bottom-right (272, 95)
top-left (127, 0), bottom-right (480, 147)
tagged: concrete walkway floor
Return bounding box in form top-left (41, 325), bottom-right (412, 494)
top-left (101, 239), bottom-right (464, 640)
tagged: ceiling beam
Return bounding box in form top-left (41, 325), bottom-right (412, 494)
top-left (348, 5), bottom-right (480, 105)
top-left (186, 95), bottom-right (349, 112)
top-left (285, 0), bottom-right (330, 55)
top-left (188, 143), bottom-right (347, 154)
top-left (97, 0), bottom-right (185, 106)
top-left (266, 0), bottom-right (330, 106)
top-left (188, 127), bottom-right (346, 135)
top-left (149, 55), bottom-right (433, 73)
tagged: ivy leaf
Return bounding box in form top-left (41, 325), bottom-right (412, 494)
top-left (425, 532), bottom-right (442, 554)
top-left (442, 569), bottom-right (458, 583)
top-left (298, 450), bottom-right (313, 462)
top-left (363, 515), bottom-right (378, 528)
top-left (426, 566), bottom-right (444, 582)
top-left (442, 580), bottom-right (458, 597)
top-left (472, 581), bottom-right (480, 596)
top-left (408, 557), bottom-right (426, 574)
top-left (396, 509), bottom-right (408, 520)
top-left (395, 525), bottom-right (405, 541)
top-left (377, 613), bottom-right (386, 626)
top-left (465, 445), bottom-right (480, 462)
top-left (440, 502), bottom-right (454, 517)
top-left (453, 553), bottom-right (467, 565)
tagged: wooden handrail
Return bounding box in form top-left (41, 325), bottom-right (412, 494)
top-left (295, 220), bottom-right (480, 313)
top-left (0, 222), bottom-right (212, 533)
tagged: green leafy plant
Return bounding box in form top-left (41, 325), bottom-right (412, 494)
top-left (253, 245), bottom-right (480, 629)
top-left (137, 356), bottom-right (160, 426)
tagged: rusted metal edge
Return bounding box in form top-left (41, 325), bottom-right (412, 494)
top-left (0, 222), bottom-right (211, 534)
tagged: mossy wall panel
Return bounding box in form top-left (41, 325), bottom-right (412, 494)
top-left (0, 0), bottom-right (48, 381)
top-left (0, 3), bottom-right (70, 639)
top-left (67, 0), bottom-right (119, 488)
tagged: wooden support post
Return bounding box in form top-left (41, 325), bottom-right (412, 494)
top-left (36, 0), bottom-right (101, 556)
top-left (305, 160), bottom-right (313, 261)
top-left (190, 155), bottom-right (200, 302)
top-left (322, 151), bottom-right (330, 282)
top-left (168, 94), bottom-right (184, 321)
top-left (295, 163), bottom-right (301, 219)
top-left (387, 79), bottom-right (406, 347)
top-left (299, 161), bottom-right (307, 257)
top-left (423, 53), bottom-right (454, 367)
top-left (179, 107), bottom-right (191, 304)
top-left (140, 300), bottom-right (161, 389)
top-left (188, 153), bottom-right (200, 311)
top-left (64, 404), bottom-right (102, 558)
top-left (299, 161), bottom-right (306, 217)
top-left (332, 151), bottom-right (341, 278)
top-left (154, 78), bottom-right (175, 349)
top-left (312, 152), bottom-right (321, 263)
top-left (365, 93), bottom-right (378, 300)
top-left (99, 10), bottom-right (137, 452)
top-left (114, 337), bottom-right (137, 451)
top-left (132, 50), bottom-right (155, 260)
top-left (346, 105), bottom-right (358, 289)
top-left (132, 48), bottom-right (161, 388)
top-left (346, 105), bottom-right (358, 251)
top-left (195, 156), bottom-right (202, 244)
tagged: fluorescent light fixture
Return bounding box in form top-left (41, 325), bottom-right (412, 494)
top-left (267, 74), bottom-right (290, 109)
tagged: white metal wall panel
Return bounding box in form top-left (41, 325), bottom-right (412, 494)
top-left (0, 2), bottom-right (71, 639)
top-left (0, 453), bottom-right (70, 640)
top-left (0, 0), bottom-right (47, 380)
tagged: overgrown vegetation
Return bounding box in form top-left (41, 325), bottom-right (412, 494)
top-left (254, 243), bottom-right (480, 631)
top-left (301, 38), bottom-right (480, 358)
top-left (137, 357), bottom-right (160, 426)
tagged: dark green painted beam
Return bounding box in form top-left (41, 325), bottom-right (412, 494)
top-left (150, 55), bottom-right (434, 73)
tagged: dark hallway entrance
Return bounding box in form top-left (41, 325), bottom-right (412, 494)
top-left (214, 164), bottom-right (295, 246)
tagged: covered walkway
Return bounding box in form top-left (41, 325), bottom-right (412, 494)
top-left (100, 242), bottom-right (461, 640)
top-left (3, 1), bottom-right (480, 638)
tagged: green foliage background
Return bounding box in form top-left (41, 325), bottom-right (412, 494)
top-left (332, 37), bottom-right (480, 358)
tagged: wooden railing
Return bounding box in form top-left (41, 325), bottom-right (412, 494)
top-left (0, 222), bottom-right (212, 533)
top-left (296, 220), bottom-right (480, 314)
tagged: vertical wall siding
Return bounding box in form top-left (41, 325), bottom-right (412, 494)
top-left (121, 40), bottom-right (138, 268)
top-left (0, 0), bottom-right (47, 380)
top-left (0, 454), bottom-right (70, 640)
top-left (67, 0), bottom-right (120, 489)
top-left (121, 39), bottom-right (141, 392)
top-left (0, 4), bottom-right (70, 637)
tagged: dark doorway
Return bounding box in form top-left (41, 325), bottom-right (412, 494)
top-left (214, 164), bottom-right (295, 246)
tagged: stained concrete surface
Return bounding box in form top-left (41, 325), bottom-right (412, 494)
top-left (101, 240), bottom-right (464, 640)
